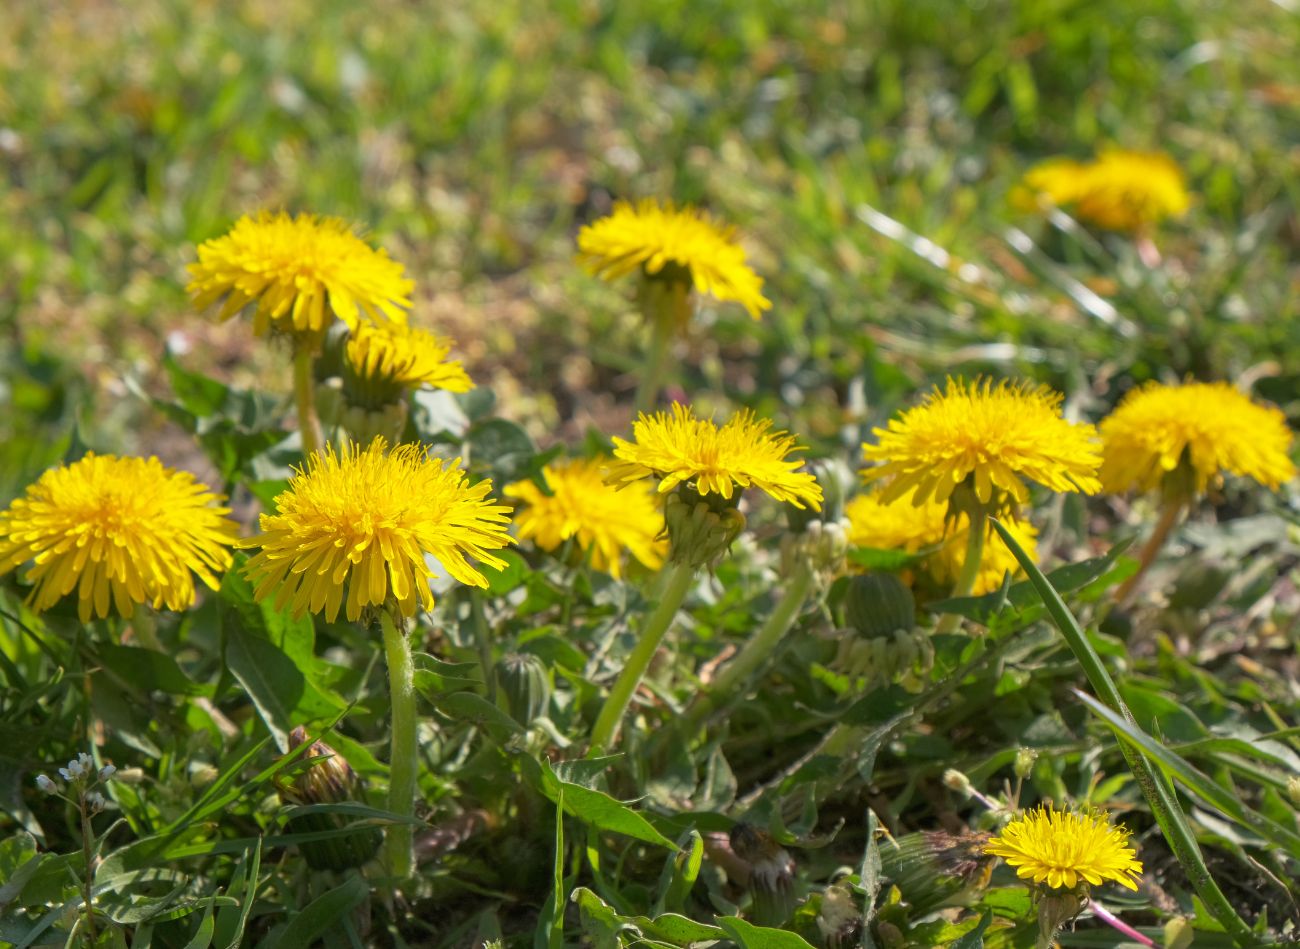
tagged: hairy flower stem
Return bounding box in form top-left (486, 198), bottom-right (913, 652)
top-left (633, 307), bottom-right (675, 413)
top-left (680, 560), bottom-right (816, 737)
top-left (380, 609), bottom-right (418, 880)
top-left (935, 511), bottom-right (987, 634)
top-left (79, 797), bottom-right (97, 945)
top-left (589, 561), bottom-right (695, 754)
top-left (293, 341), bottom-right (323, 457)
top-left (1115, 500), bottom-right (1182, 605)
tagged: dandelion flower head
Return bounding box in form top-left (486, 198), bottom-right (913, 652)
top-left (862, 378), bottom-right (1101, 512)
top-left (1017, 149), bottom-right (1189, 233)
top-left (345, 322), bottom-right (473, 395)
top-left (1100, 381), bottom-right (1295, 499)
top-left (607, 403), bottom-right (822, 510)
top-left (0, 454), bottom-right (237, 621)
top-left (845, 490), bottom-right (1038, 595)
top-left (985, 806), bottom-right (1143, 892)
top-left (243, 439), bottom-right (513, 622)
top-left (505, 457), bottom-right (666, 580)
top-left (577, 199), bottom-right (771, 319)
top-left (187, 211), bottom-right (413, 336)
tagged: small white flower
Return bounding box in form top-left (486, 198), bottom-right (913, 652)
top-left (86, 791), bottom-right (107, 812)
top-left (98, 765), bottom-right (116, 782)
top-left (35, 774), bottom-right (57, 793)
top-left (58, 767), bottom-right (74, 782)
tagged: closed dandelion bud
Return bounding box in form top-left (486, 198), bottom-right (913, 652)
top-left (1014, 748), bottom-right (1038, 780)
top-left (881, 830), bottom-right (994, 915)
top-left (495, 652), bottom-right (552, 726)
top-left (729, 822), bottom-right (796, 927)
top-left (843, 573), bottom-right (915, 639)
top-left (816, 882), bottom-right (862, 949)
top-left (1287, 776), bottom-right (1300, 809)
top-left (876, 921), bottom-right (905, 949)
top-left (942, 769), bottom-right (973, 796)
top-left (1038, 891), bottom-right (1085, 946)
top-left (279, 727), bottom-right (382, 872)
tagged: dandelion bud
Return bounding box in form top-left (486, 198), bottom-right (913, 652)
top-left (880, 831), bottom-right (994, 915)
top-left (495, 652), bottom-right (552, 726)
top-left (1013, 748), bottom-right (1037, 780)
top-left (1037, 891), bottom-right (1085, 946)
top-left (279, 728), bottom-right (382, 871)
top-left (876, 921), bottom-right (906, 949)
top-left (841, 573), bottom-right (915, 640)
top-left (816, 881), bottom-right (862, 949)
top-left (1287, 776), bottom-right (1300, 809)
top-left (728, 822), bottom-right (796, 926)
top-left (942, 769), bottom-right (973, 795)
top-left (115, 767), bottom-right (145, 784)
top-left (35, 774), bottom-right (57, 794)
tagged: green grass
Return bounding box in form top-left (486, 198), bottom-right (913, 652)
top-left (3, 0), bottom-right (1300, 946)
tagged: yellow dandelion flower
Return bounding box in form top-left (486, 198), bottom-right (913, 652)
top-left (985, 806), bottom-right (1143, 892)
top-left (505, 457), bottom-right (666, 580)
top-left (187, 211), bottom-right (413, 336)
top-left (607, 403), bottom-right (822, 510)
top-left (1100, 381), bottom-right (1296, 499)
top-left (0, 455), bottom-right (237, 622)
top-left (243, 439), bottom-right (513, 623)
top-left (845, 491), bottom-right (1038, 595)
top-left (345, 322), bottom-right (473, 394)
top-left (577, 199), bottom-right (771, 319)
top-left (1018, 149), bottom-right (1189, 233)
top-left (862, 378), bottom-right (1101, 513)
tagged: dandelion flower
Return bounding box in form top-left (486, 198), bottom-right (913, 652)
top-left (187, 211), bottom-right (413, 336)
top-left (985, 806), bottom-right (1143, 892)
top-left (505, 457), bottom-right (666, 579)
top-left (1017, 150), bottom-right (1189, 233)
top-left (1100, 381), bottom-right (1295, 499)
top-left (862, 378), bottom-right (1101, 513)
top-left (608, 403), bottom-right (822, 510)
top-left (577, 199), bottom-right (771, 320)
top-left (845, 490), bottom-right (1038, 595)
top-left (345, 321), bottom-right (473, 397)
top-left (0, 455), bottom-right (237, 622)
top-left (243, 439), bottom-right (513, 622)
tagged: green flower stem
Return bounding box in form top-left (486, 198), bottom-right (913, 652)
top-left (992, 518), bottom-right (1258, 947)
top-left (293, 341), bottom-right (323, 457)
top-left (588, 561), bottom-right (695, 754)
top-left (680, 559), bottom-right (816, 737)
top-left (380, 609), bottom-right (418, 880)
top-left (79, 796), bottom-right (97, 944)
top-left (935, 511), bottom-right (987, 634)
top-left (633, 304), bottom-right (675, 414)
top-left (1115, 499), bottom-right (1182, 605)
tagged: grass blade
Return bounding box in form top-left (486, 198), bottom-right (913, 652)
top-left (990, 519), bottom-right (1259, 947)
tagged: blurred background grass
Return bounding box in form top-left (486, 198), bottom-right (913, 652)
top-left (4, 0), bottom-right (1300, 488)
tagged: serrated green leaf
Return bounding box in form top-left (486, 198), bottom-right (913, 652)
top-left (714, 916), bottom-right (817, 949)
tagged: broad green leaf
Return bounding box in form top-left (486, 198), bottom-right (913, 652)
top-left (95, 644), bottom-right (209, 696)
top-left (263, 875), bottom-right (368, 949)
top-left (519, 756), bottom-right (676, 850)
top-left (714, 916), bottom-right (817, 949)
top-left (949, 911), bottom-right (991, 949)
top-left (931, 541), bottom-right (1133, 622)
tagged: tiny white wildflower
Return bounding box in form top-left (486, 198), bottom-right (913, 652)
top-left (98, 764), bottom-right (116, 782)
top-left (35, 774), bottom-right (57, 793)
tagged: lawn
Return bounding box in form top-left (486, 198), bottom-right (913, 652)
top-left (2, 0), bottom-right (1300, 946)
